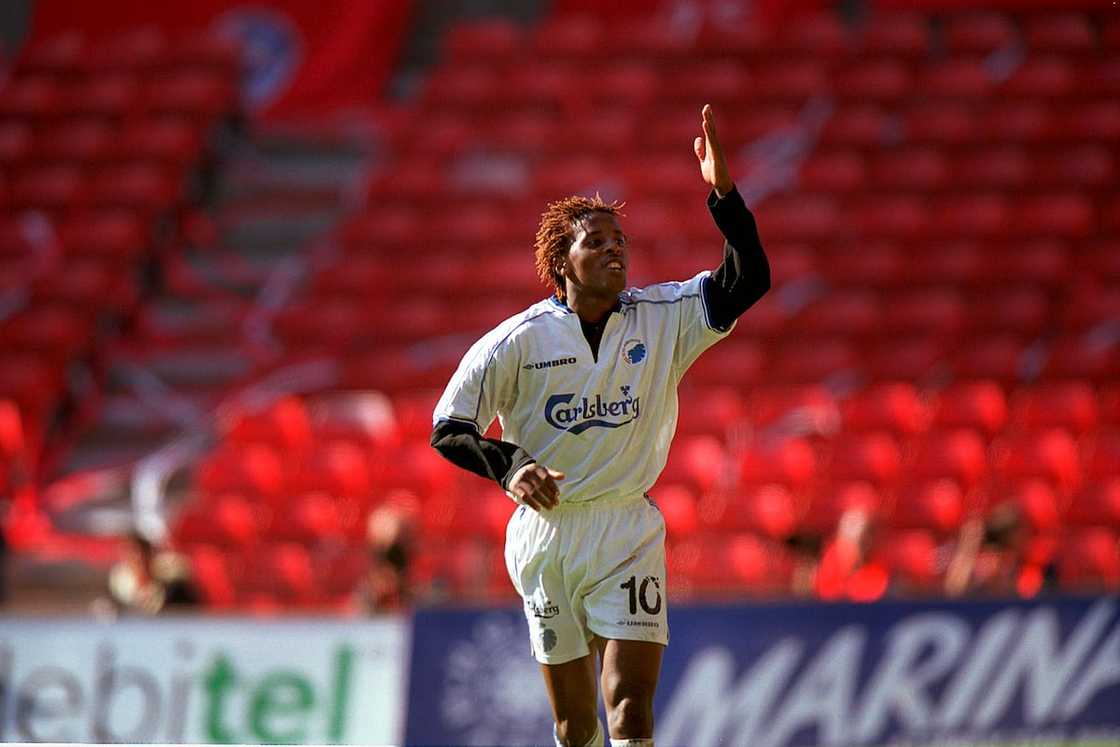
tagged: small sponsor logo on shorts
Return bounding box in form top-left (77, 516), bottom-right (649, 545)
top-left (539, 627), bottom-right (558, 653)
top-left (523, 356), bottom-right (577, 371)
top-left (527, 599), bottom-right (559, 619)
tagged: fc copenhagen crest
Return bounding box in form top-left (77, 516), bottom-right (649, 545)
top-left (622, 339), bottom-right (647, 365)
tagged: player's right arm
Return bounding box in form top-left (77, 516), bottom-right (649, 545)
top-left (430, 326), bottom-right (562, 511)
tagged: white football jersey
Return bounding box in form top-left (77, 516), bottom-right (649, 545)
top-left (433, 271), bottom-right (733, 504)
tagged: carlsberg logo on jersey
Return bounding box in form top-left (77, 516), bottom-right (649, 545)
top-left (545, 386), bottom-right (641, 434)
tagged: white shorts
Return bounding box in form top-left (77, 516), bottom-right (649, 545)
top-left (504, 493), bottom-right (669, 665)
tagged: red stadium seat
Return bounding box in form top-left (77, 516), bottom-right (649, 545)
top-left (882, 288), bottom-right (966, 336)
top-left (795, 290), bottom-right (880, 337)
top-left (851, 195), bottom-right (930, 239)
top-left (911, 429), bottom-right (990, 491)
top-left (931, 383), bottom-right (1012, 434)
top-left (0, 76), bottom-right (63, 120)
top-left (1068, 480), bottom-right (1120, 528)
top-left (444, 19), bottom-right (524, 63)
top-left (187, 545), bottom-right (238, 608)
top-left (531, 15), bottom-right (605, 60)
top-left (864, 336), bottom-right (947, 382)
top-left (726, 533), bottom-right (795, 593)
top-left (820, 105), bottom-right (893, 148)
top-left (834, 59), bottom-right (913, 102)
top-left (1057, 527), bottom-right (1120, 591)
top-left (944, 13), bottom-right (1017, 54)
top-left (967, 286), bottom-right (1050, 336)
top-left (799, 150), bottom-right (868, 192)
top-left (871, 148), bottom-right (951, 191)
top-left (1084, 431), bottom-right (1120, 480)
top-left (772, 338), bottom-right (860, 383)
top-left (979, 103), bottom-right (1053, 144)
top-left (993, 429), bottom-right (1082, 494)
top-left (860, 13), bottom-right (929, 58)
top-left (60, 211), bottom-right (148, 263)
top-left (89, 164), bottom-right (182, 214)
top-left (654, 483), bottom-right (700, 537)
top-left (951, 335), bottom-right (1031, 384)
top-left (1003, 58), bottom-right (1077, 98)
top-left (841, 383), bottom-right (929, 437)
top-left (702, 483), bottom-right (800, 540)
top-left (661, 434), bottom-right (728, 494)
top-left (58, 73), bottom-right (142, 120)
top-left (675, 387), bottom-right (748, 438)
top-left (738, 437), bottom-right (817, 491)
top-left (1062, 101), bottom-right (1120, 142)
top-left (1009, 383), bottom-right (1099, 435)
top-left (36, 120), bottom-right (115, 164)
top-left (11, 165), bottom-right (87, 212)
top-left (802, 481), bottom-right (885, 535)
top-left (145, 71), bottom-right (237, 124)
top-left (818, 242), bottom-right (902, 287)
top-left (955, 148), bottom-right (1031, 190)
top-left (904, 103), bottom-right (976, 146)
top-left (1042, 334), bottom-right (1120, 382)
top-left (663, 60), bottom-right (750, 107)
top-left (88, 27), bottom-right (167, 73)
top-left (921, 59), bottom-right (993, 98)
top-left (892, 479), bottom-right (966, 534)
top-left (932, 195), bottom-right (1011, 238)
top-left (0, 122), bottom-right (33, 169)
top-left (1013, 194), bottom-right (1094, 238)
top-left (1035, 146), bottom-right (1115, 190)
top-left (774, 14), bottom-right (850, 58)
top-left (18, 32), bottom-right (84, 75)
top-left (828, 431), bottom-right (904, 488)
top-left (115, 117), bottom-right (204, 169)
top-left (1023, 13), bottom-right (1096, 53)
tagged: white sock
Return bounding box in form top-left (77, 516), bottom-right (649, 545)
top-left (609, 740), bottom-right (653, 747)
top-left (554, 719), bottom-right (605, 747)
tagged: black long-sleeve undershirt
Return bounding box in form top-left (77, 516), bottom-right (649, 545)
top-left (430, 186), bottom-right (770, 488)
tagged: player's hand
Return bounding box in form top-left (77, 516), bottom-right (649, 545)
top-left (506, 462), bottom-right (565, 511)
top-left (694, 104), bottom-right (734, 197)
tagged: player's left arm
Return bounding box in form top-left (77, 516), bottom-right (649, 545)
top-left (694, 104), bottom-right (771, 330)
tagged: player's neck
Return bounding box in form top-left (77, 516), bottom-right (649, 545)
top-left (566, 289), bottom-right (618, 324)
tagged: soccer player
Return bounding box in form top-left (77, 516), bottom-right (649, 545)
top-left (431, 104), bottom-right (770, 747)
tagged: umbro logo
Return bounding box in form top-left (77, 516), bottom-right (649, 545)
top-left (523, 356), bottom-right (577, 371)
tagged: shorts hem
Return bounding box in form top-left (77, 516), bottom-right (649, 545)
top-left (586, 622), bottom-right (669, 647)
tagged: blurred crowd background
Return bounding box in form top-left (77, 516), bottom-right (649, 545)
top-left (0, 0), bottom-right (1117, 618)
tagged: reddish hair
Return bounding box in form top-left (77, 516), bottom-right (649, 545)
top-left (534, 194), bottom-right (624, 301)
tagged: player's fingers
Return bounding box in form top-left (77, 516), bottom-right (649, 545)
top-left (547, 469), bottom-right (566, 480)
top-left (541, 478), bottom-right (560, 505)
top-left (694, 135), bottom-right (705, 161)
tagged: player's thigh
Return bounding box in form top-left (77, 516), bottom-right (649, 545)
top-left (599, 637), bottom-right (664, 709)
top-left (540, 650), bottom-right (600, 726)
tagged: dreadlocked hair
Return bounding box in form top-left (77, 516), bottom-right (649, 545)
top-left (534, 194), bottom-right (625, 302)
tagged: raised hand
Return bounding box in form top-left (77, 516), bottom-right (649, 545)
top-left (693, 104), bottom-right (734, 196)
top-left (507, 462), bottom-right (565, 511)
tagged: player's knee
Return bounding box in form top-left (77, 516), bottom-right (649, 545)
top-left (555, 714), bottom-right (600, 747)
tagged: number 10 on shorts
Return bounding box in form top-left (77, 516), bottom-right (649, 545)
top-left (620, 575), bottom-right (662, 615)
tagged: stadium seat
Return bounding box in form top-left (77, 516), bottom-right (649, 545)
top-left (851, 195), bottom-right (930, 239)
top-left (89, 163), bottom-right (182, 215)
top-left (828, 431), bottom-right (904, 488)
top-left (966, 286), bottom-right (1050, 336)
top-left (737, 436), bottom-right (817, 491)
top-left (864, 336), bottom-right (947, 382)
top-left (675, 387), bottom-right (747, 438)
top-left (35, 120), bottom-right (114, 164)
top-left (11, 165), bottom-right (87, 212)
top-left (931, 381), bottom-right (1008, 437)
top-left (860, 13), bottom-right (929, 58)
top-left (60, 210), bottom-right (148, 263)
top-left (795, 290), bottom-right (880, 337)
top-left (1068, 480), bottom-right (1120, 528)
top-left (951, 335), bottom-right (1032, 384)
top-left (0, 76), bottom-right (63, 120)
top-left (820, 105), bottom-right (893, 148)
top-left (444, 19), bottom-right (524, 63)
top-left (772, 337), bottom-right (860, 383)
top-left (654, 483), bottom-right (700, 537)
top-left (892, 479), bottom-right (966, 534)
top-left (115, 117), bottom-right (204, 169)
top-left (871, 148), bottom-right (951, 191)
top-left (833, 59), bottom-right (912, 102)
top-left (841, 382), bottom-right (928, 437)
top-left (993, 429), bottom-right (1082, 494)
top-left (1056, 527), bottom-right (1120, 591)
top-left (944, 13), bottom-right (1017, 55)
top-left (904, 103), bottom-right (976, 146)
top-left (1003, 57), bottom-right (1077, 98)
top-left (0, 122), bottom-right (33, 168)
top-left (1009, 383), bottom-right (1099, 435)
top-left (799, 150), bottom-right (868, 192)
top-left (979, 102), bottom-right (1053, 144)
top-left (1023, 13), bottom-right (1096, 53)
top-left (921, 59), bottom-right (993, 98)
top-left (911, 428), bottom-right (990, 491)
top-left (955, 148), bottom-right (1031, 190)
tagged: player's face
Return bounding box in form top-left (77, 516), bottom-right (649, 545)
top-left (563, 212), bottom-right (628, 300)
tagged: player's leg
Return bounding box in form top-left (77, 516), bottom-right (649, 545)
top-left (600, 638), bottom-right (663, 744)
top-left (540, 651), bottom-right (603, 747)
